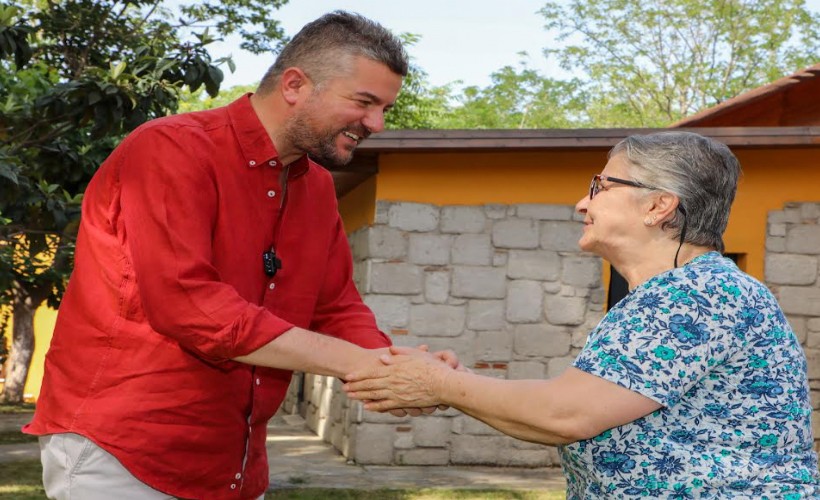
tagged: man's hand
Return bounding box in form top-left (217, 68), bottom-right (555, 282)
top-left (343, 346), bottom-right (452, 411)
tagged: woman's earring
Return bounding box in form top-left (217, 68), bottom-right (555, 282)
top-left (644, 215), bottom-right (657, 226)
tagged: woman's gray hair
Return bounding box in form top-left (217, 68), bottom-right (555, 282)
top-left (257, 11), bottom-right (408, 95)
top-left (611, 131), bottom-right (741, 253)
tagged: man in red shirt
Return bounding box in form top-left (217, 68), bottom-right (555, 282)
top-left (25, 11), bottom-right (449, 500)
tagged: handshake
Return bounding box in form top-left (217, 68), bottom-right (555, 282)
top-left (343, 345), bottom-right (470, 417)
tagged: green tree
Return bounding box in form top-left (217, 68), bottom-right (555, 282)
top-left (434, 56), bottom-right (586, 128)
top-left (539, 0), bottom-right (820, 126)
top-left (0, 0), bottom-right (289, 404)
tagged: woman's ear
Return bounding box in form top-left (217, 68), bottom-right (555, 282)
top-left (646, 191), bottom-right (680, 225)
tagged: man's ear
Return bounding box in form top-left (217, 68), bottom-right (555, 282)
top-left (647, 191), bottom-right (680, 224)
top-left (280, 67), bottom-right (311, 105)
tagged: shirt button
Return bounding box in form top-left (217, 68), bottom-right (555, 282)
top-left (235, 473), bottom-right (242, 480)
top-left (255, 378), bottom-right (260, 386)
top-left (268, 283), bottom-right (276, 290)
top-left (248, 160), bottom-right (256, 167)
top-left (267, 190), bottom-right (276, 198)
top-left (230, 483), bottom-right (236, 490)
top-left (269, 160), bottom-right (277, 167)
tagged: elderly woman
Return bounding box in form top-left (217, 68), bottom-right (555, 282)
top-left (344, 131), bottom-right (819, 498)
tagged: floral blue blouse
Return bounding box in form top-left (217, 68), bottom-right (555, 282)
top-left (559, 252), bottom-right (819, 499)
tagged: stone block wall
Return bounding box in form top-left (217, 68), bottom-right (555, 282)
top-left (296, 201), bottom-right (605, 466)
top-left (764, 202), bottom-right (820, 450)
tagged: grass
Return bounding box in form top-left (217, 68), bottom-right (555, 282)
top-left (0, 403), bottom-right (35, 414)
top-left (0, 431), bottom-right (37, 445)
top-left (0, 460), bottom-right (44, 499)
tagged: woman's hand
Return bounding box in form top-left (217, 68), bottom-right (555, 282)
top-left (344, 346), bottom-right (453, 411)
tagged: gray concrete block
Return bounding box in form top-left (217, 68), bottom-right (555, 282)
top-left (374, 200), bottom-right (391, 225)
top-left (786, 225), bottom-right (820, 254)
top-left (778, 286), bottom-right (820, 316)
top-left (413, 417), bottom-right (452, 447)
top-left (507, 360), bottom-right (546, 380)
top-left (499, 448), bottom-right (552, 467)
top-left (540, 221), bottom-right (583, 252)
top-left (409, 304), bottom-right (467, 337)
top-left (517, 204), bottom-right (574, 220)
top-left (364, 294), bottom-right (411, 331)
top-left (452, 416), bottom-right (504, 435)
top-left (484, 204), bottom-right (508, 219)
top-left (349, 423), bottom-right (395, 464)
top-left (492, 218), bottom-right (540, 249)
top-left (800, 203), bottom-right (820, 221)
top-left (791, 316), bottom-right (807, 346)
top-left (441, 206), bottom-right (487, 233)
top-left (473, 330), bottom-right (513, 361)
top-left (769, 223), bottom-right (787, 237)
top-left (506, 280), bottom-right (544, 323)
top-left (452, 266), bottom-right (507, 299)
top-left (507, 249), bottom-right (561, 280)
top-left (493, 251), bottom-right (508, 267)
top-left (544, 294), bottom-right (588, 325)
top-left (369, 262), bottom-right (424, 295)
top-left (388, 202), bottom-right (440, 232)
top-left (366, 226), bottom-right (408, 260)
top-left (467, 299), bottom-right (506, 331)
top-left (766, 236), bottom-right (786, 253)
top-left (450, 435), bottom-right (508, 464)
top-left (513, 324), bottom-right (572, 357)
top-left (547, 355), bottom-right (576, 378)
top-left (396, 448), bottom-right (450, 465)
top-left (424, 270), bottom-right (451, 304)
top-left (562, 256), bottom-right (602, 288)
top-left (451, 234), bottom-right (493, 265)
top-left (765, 254), bottom-right (818, 285)
top-left (408, 234), bottom-right (452, 265)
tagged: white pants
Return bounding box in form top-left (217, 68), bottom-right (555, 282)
top-left (40, 433), bottom-right (176, 499)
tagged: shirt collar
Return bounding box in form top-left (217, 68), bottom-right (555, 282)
top-left (226, 93), bottom-right (310, 177)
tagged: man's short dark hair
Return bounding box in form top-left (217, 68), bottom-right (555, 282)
top-left (257, 11), bottom-right (408, 95)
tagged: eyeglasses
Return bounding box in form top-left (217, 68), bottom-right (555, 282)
top-left (589, 174), bottom-right (657, 200)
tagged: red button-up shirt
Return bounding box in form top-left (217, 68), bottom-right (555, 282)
top-left (24, 95), bottom-right (390, 499)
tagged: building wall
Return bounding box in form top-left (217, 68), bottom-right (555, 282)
top-left (764, 202), bottom-right (820, 451)
top-left (301, 200), bottom-right (603, 465)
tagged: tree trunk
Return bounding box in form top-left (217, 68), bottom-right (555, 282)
top-left (0, 289), bottom-right (37, 404)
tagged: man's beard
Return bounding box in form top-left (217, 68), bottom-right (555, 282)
top-left (283, 110), bottom-right (369, 169)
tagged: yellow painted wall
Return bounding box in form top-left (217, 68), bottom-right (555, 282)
top-left (2, 305), bottom-right (56, 402)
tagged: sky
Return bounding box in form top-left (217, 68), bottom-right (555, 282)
top-left (209, 0), bottom-right (820, 91)
top-left (209, 0), bottom-right (555, 90)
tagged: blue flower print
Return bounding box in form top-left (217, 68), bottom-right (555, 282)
top-left (653, 455), bottom-right (685, 475)
top-left (638, 292), bottom-right (663, 309)
top-left (703, 403), bottom-right (730, 419)
top-left (739, 375), bottom-right (784, 399)
top-left (740, 306), bottom-right (764, 328)
top-left (594, 451), bottom-right (636, 476)
top-left (668, 429), bottom-right (697, 444)
top-left (669, 314), bottom-right (710, 346)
